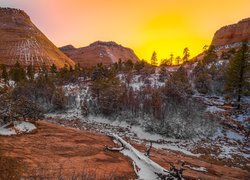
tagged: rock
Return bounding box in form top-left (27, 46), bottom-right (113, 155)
top-left (0, 8), bottom-right (75, 69)
top-left (211, 18), bottom-right (250, 47)
top-left (60, 41), bottom-right (139, 67)
top-left (59, 44), bottom-right (76, 51)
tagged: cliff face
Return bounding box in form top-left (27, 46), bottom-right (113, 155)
top-left (0, 8), bottom-right (75, 68)
top-left (60, 41), bottom-right (139, 67)
top-left (211, 18), bottom-right (250, 47)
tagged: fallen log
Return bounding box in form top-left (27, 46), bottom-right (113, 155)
top-left (104, 145), bottom-right (124, 152)
top-left (105, 134), bottom-right (184, 180)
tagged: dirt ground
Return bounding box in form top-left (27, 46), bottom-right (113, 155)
top-left (0, 120), bottom-right (249, 179)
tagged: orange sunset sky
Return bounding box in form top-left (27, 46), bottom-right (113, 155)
top-left (1, 0), bottom-right (250, 60)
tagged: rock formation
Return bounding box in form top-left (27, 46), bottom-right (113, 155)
top-left (60, 41), bottom-right (139, 67)
top-left (211, 18), bottom-right (250, 47)
top-left (0, 8), bottom-right (75, 69)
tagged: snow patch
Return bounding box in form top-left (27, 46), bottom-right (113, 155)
top-left (14, 121), bottom-right (36, 133)
top-left (206, 106), bottom-right (225, 113)
top-left (0, 127), bottom-right (16, 136)
top-left (153, 143), bottom-right (201, 157)
top-left (185, 165), bottom-right (207, 172)
top-left (226, 131), bottom-right (244, 141)
top-left (0, 121), bottom-right (36, 136)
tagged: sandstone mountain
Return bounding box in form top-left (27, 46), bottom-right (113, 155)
top-left (211, 18), bottom-right (250, 47)
top-left (60, 41), bottom-right (139, 67)
top-left (0, 8), bottom-right (75, 69)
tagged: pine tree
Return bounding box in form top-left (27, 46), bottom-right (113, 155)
top-left (41, 63), bottom-right (48, 79)
top-left (9, 61), bottom-right (26, 82)
top-left (124, 59), bottom-right (134, 71)
top-left (57, 64), bottom-right (69, 79)
top-left (27, 64), bottom-right (35, 80)
top-left (203, 45), bottom-right (208, 52)
top-left (74, 63), bottom-right (81, 72)
top-left (169, 53), bottom-right (174, 65)
top-left (168, 66), bottom-right (193, 95)
top-left (118, 59), bottom-right (122, 71)
top-left (158, 66), bottom-right (168, 82)
top-left (134, 60), bottom-right (145, 73)
top-left (50, 63), bottom-right (57, 74)
top-left (224, 43), bottom-right (250, 108)
top-left (160, 59), bottom-right (167, 66)
top-left (182, 47), bottom-right (190, 63)
top-left (151, 51), bottom-right (158, 66)
top-left (194, 69), bottom-right (212, 94)
top-left (202, 45), bottom-right (217, 64)
top-left (69, 65), bottom-right (73, 72)
top-left (175, 56), bottom-right (181, 65)
top-left (1, 64), bottom-right (8, 83)
top-left (160, 58), bottom-right (172, 66)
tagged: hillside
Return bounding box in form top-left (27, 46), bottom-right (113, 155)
top-left (60, 41), bottom-right (139, 67)
top-left (0, 8), bottom-right (75, 69)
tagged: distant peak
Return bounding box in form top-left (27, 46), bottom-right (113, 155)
top-left (89, 41), bottom-right (121, 47)
top-left (59, 45), bottom-right (76, 51)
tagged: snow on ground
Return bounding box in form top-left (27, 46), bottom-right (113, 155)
top-left (231, 112), bottom-right (250, 129)
top-left (153, 143), bottom-right (201, 157)
top-left (203, 96), bottom-right (225, 106)
top-left (0, 126), bottom-right (16, 136)
top-left (0, 81), bottom-right (4, 88)
top-left (118, 73), bottom-right (165, 91)
top-left (0, 121), bottom-right (36, 136)
top-left (130, 125), bottom-right (165, 142)
top-left (0, 80), bottom-right (16, 88)
top-left (206, 106), bottom-right (225, 113)
top-left (8, 80), bottom-right (16, 88)
top-left (165, 66), bottom-right (179, 72)
top-left (201, 125), bottom-right (250, 163)
top-left (226, 131), bottom-right (245, 141)
top-left (234, 114), bottom-right (249, 122)
top-left (217, 145), bottom-right (238, 159)
top-left (184, 165), bottom-right (207, 172)
top-left (14, 121), bottom-right (36, 133)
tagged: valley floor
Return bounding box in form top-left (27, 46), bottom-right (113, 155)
top-left (0, 120), bottom-right (249, 179)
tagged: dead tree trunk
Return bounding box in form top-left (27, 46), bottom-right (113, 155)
top-left (105, 134), bottom-right (185, 180)
top-left (145, 141), bottom-right (152, 157)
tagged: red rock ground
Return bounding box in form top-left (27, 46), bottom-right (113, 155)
top-left (0, 121), bottom-right (135, 179)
